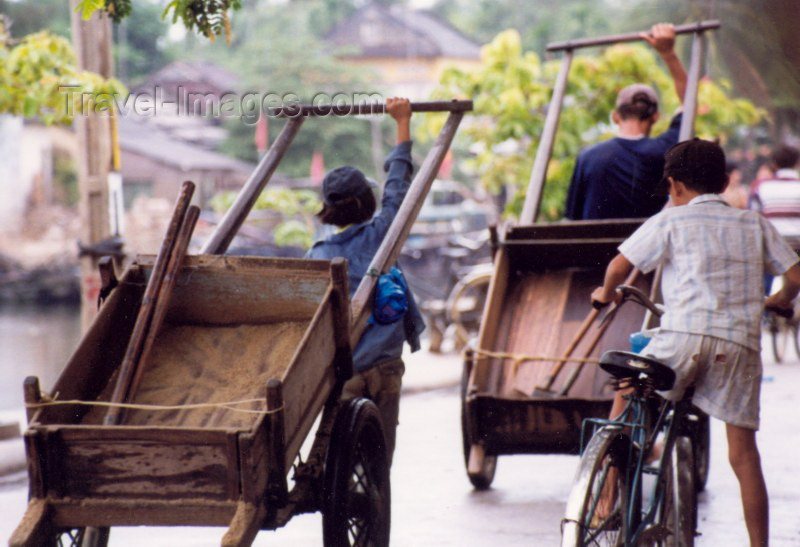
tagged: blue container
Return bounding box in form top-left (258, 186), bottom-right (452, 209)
top-left (629, 331), bottom-right (652, 354)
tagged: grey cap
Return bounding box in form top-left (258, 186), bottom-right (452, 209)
top-left (615, 83), bottom-right (659, 110)
top-left (321, 166), bottom-right (376, 206)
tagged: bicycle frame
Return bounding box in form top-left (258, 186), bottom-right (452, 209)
top-left (579, 380), bottom-right (693, 545)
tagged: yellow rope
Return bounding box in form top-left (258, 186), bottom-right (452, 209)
top-left (26, 398), bottom-right (282, 416)
top-left (468, 347), bottom-right (601, 373)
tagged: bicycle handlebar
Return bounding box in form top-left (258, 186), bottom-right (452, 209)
top-left (592, 284), bottom-right (663, 317)
top-left (765, 305), bottom-right (794, 319)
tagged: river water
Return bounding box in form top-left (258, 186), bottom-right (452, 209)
top-left (0, 303), bottom-right (81, 411)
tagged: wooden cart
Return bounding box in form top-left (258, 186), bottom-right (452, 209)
top-left (461, 23), bottom-right (718, 489)
top-left (11, 100), bottom-right (472, 546)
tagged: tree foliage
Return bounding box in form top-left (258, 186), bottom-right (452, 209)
top-left (75, 0), bottom-right (241, 41)
top-left (0, 22), bottom-right (125, 124)
top-left (424, 29), bottom-right (763, 221)
top-left (209, 187), bottom-right (321, 248)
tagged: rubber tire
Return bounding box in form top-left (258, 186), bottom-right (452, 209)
top-left (447, 272), bottom-right (491, 350)
top-left (770, 316), bottom-right (787, 363)
top-left (460, 360), bottom-right (496, 490)
top-left (793, 322), bottom-right (800, 359)
top-left (690, 409), bottom-right (711, 492)
top-left (322, 398), bottom-right (391, 547)
top-left (55, 527), bottom-right (110, 547)
top-left (561, 427), bottom-right (629, 547)
top-left (659, 437), bottom-right (696, 546)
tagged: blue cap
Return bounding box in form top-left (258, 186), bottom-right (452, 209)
top-left (321, 166), bottom-right (375, 206)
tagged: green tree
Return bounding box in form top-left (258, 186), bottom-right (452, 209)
top-left (0, 21), bottom-right (124, 124)
top-left (197, 1), bottom-right (386, 179)
top-left (113, 0), bottom-right (176, 84)
top-left (625, 1), bottom-right (800, 138)
top-left (424, 29), bottom-right (763, 221)
top-left (431, 0), bottom-right (616, 56)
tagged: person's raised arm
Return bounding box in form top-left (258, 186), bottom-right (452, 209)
top-left (591, 253), bottom-right (635, 307)
top-left (641, 23), bottom-right (687, 105)
top-left (386, 97), bottom-right (411, 144)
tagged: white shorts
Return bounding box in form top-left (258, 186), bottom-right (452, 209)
top-left (642, 330), bottom-right (762, 430)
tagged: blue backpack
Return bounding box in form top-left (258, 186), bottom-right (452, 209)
top-left (370, 266), bottom-right (410, 325)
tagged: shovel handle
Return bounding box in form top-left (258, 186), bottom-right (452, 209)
top-left (535, 306), bottom-right (601, 392)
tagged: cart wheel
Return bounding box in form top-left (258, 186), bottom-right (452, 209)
top-left (460, 359), bottom-right (496, 490)
top-left (323, 398), bottom-right (390, 547)
top-left (56, 527), bottom-right (109, 547)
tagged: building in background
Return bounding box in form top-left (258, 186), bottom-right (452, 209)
top-left (325, 3), bottom-right (482, 98)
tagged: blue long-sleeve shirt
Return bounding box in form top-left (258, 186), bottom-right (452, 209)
top-left (307, 141), bottom-right (425, 372)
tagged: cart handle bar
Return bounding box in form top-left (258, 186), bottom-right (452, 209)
top-left (546, 20), bottom-right (720, 52)
top-left (270, 99), bottom-right (473, 118)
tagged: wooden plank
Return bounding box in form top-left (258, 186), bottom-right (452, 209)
top-left (106, 181), bottom-right (195, 422)
top-left (222, 502), bottom-right (266, 547)
top-left (509, 271), bottom-right (573, 395)
top-left (50, 436), bottom-right (233, 501)
top-left (124, 204), bottom-right (201, 412)
top-left (472, 247), bottom-right (510, 394)
top-left (49, 498), bottom-right (237, 527)
top-left (9, 499), bottom-right (52, 547)
top-left (280, 292), bottom-right (338, 469)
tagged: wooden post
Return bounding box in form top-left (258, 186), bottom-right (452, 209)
top-left (265, 379), bottom-right (288, 506)
top-left (202, 117), bottom-right (305, 255)
top-left (104, 182), bottom-right (195, 425)
top-left (520, 49), bottom-right (573, 224)
top-left (70, 0), bottom-right (114, 332)
top-left (22, 376), bottom-right (41, 424)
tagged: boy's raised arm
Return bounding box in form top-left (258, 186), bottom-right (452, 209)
top-left (386, 97), bottom-right (411, 144)
top-left (591, 253), bottom-right (635, 306)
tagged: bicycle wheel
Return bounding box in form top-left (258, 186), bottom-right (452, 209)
top-left (659, 436), bottom-right (696, 546)
top-left (447, 271), bottom-right (491, 351)
top-left (770, 317), bottom-right (788, 363)
top-left (690, 409), bottom-right (710, 492)
top-left (562, 427), bottom-right (630, 547)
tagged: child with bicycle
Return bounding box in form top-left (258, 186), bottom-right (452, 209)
top-left (591, 138), bottom-right (800, 546)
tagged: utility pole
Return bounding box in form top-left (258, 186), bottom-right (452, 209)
top-left (70, 1), bottom-right (114, 331)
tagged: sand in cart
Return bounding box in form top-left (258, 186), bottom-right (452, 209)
top-left (83, 320), bottom-right (308, 430)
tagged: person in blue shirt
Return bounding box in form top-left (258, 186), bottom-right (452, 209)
top-left (565, 23), bottom-right (687, 220)
top-left (306, 97), bottom-right (424, 465)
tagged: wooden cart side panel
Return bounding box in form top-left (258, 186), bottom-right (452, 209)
top-left (506, 219), bottom-right (644, 242)
top-left (40, 426), bottom-right (239, 502)
top-left (49, 498), bottom-right (237, 528)
top-left (165, 255), bottom-right (331, 325)
top-left (237, 415), bottom-right (270, 505)
top-left (473, 247), bottom-right (510, 393)
top-left (280, 289), bottom-right (338, 470)
top-left (41, 279), bottom-right (143, 425)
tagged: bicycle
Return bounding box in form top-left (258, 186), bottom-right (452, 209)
top-left (764, 305), bottom-right (800, 363)
top-left (561, 285), bottom-right (702, 547)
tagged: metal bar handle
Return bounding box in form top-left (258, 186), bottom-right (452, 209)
top-left (546, 20), bottom-right (720, 52)
top-left (271, 99), bottom-right (473, 118)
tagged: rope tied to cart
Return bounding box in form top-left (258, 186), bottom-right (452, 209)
top-left (468, 347), bottom-right (601, 373)
top-left (26, 394), bottom-right (284, 415)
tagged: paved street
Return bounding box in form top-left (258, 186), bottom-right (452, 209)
top-left (0, 337), bottom-right (799, 545)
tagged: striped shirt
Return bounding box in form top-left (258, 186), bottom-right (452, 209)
top-left (619, 194), bottom-right (799, 350)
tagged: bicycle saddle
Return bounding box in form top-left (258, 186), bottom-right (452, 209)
top-left (599, 350), bottom-right (676, 391)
